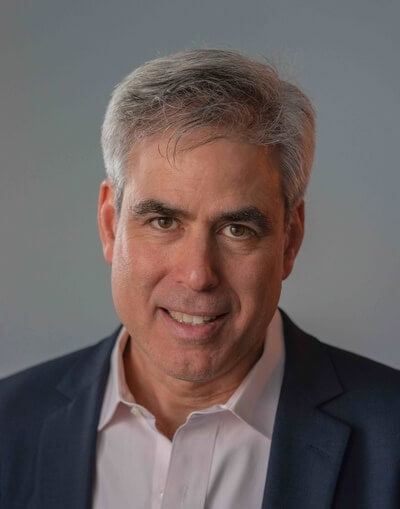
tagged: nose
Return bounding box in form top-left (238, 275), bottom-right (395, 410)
top-left (172, 231), bottom-right (220, 292)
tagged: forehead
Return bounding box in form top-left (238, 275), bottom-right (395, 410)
top-left (124, 132), bottom-right (284, 215)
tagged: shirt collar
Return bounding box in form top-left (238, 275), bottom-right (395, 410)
top-left (97, 327), bottom-right (133, 430)
top-left (98, 309), bottom-right (285, 439)
top-left (222, 309), bottom-right (285, 438)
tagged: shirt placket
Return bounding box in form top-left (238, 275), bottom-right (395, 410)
top-left (151, 430), bottom-right (172, 509)
top-left (161, 413), bottom-right (221, 509)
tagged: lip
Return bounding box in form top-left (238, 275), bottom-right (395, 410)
top-left (162, 306), bottom-right (227, 316)
top-left (159, 307), bottom-right (228, 342)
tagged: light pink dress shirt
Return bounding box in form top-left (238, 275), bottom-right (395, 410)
top-left (93, 310), bottom-right (284, 509)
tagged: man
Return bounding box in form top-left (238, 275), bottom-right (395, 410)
top-left (1, 49), bottom-right (399, 509)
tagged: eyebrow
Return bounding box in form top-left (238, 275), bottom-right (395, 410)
top-left (130, 199), bottom-right (272, 232)
top-left (130, 199), bottom-right (190, 219)
top-left (218, 207), bottom-right (272, 233)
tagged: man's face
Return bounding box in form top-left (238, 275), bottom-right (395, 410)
top-left (98, 132), bottom-right (303, 384)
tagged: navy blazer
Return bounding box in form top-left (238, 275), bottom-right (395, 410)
top-left (1, 312), bottom-right (400, 508)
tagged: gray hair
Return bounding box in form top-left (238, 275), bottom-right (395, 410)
top-left (101, 48), bottom-right (316, 217)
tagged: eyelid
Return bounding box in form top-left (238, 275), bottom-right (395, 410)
top-left (220, 223), bottom-right (257, 239)
top-left (149, 216), bottom-right (179, 230)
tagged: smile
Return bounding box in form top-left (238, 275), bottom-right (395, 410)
top-left (167, 310), bottom-right (218, 326)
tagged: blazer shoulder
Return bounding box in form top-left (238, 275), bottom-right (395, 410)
top-left (322, 340), bottom-right (400, 395)
top-left (0, 328), bottom-right (119, 422)
top-left (284, 310), bottom-right (400, 432)
top-left (282, 309), bottom-right (400, 390)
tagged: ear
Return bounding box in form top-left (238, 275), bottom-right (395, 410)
top-left (282, 200), bottom-right (305, 280)
top-left (97, 179), bottom-right (117, 265)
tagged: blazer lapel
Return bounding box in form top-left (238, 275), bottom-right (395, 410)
top-left (31, 332), bottom-right (118, 509)
top-left (262, 313), bottom-right (351, 509)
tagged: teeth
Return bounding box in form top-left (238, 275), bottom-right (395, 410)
top-left (168, 310), bottom-right (217, 325)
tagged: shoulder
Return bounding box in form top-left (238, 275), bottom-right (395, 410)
top-left (322, 340), bottom-right (400, 391)
top-left (0, 329), bottom-right (119, 425)
top-left (281, 310), bottom-right (400, 424)
top-left (320, 341), bottom-right (400, 430)
top-left (281, 309), bottom-right (400, 388)
top-left (0, 338), bottom-right (103, 393)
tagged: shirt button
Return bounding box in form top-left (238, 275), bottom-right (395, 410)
top-left (160, 490), bottom-right (164, 499)
top-left (130, 407), bottom-right (141, 417)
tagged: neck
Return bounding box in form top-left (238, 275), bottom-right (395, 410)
top-left (123, 341), bottom-right (263, 440)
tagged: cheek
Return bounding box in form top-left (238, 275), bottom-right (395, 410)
top-left (232, 251), bottom-right (284, 311)
top-left (111, 243), bottom-right (161, 330)
top-left (239, 246), bottom-right (285, 285)
top-left (111, 236), bottom-right (167, 299)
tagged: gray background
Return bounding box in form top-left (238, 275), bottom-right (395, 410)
top-left (1, 0), bottom-right (399, 377)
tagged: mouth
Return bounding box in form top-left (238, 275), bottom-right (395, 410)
top-left (166, 310), bottom-right (218, 326)
top-left (159, 307), bottom-right (228, 342)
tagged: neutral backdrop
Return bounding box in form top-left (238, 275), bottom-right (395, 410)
top-left (1, 0), bottom-right (399, 377)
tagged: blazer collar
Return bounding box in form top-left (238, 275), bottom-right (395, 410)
top-left (31, 329), bottom-right (119, 509)
top-left (262, 311), bottom-right (351, 509)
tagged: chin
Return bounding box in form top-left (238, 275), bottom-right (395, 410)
top-left (162, 357), bottom-right (223, 383)
top-left (173, 371), bottom-right (214, 383)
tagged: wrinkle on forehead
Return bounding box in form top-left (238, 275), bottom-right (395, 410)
top-left (124, 132), bottom-right (285, 220)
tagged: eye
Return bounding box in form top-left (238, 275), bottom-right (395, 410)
top-left (222, 224), bottom-right (255, 239)
top-left (150, 217), bottom-right (178, 230)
